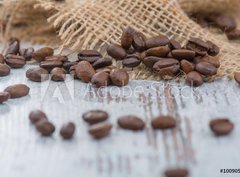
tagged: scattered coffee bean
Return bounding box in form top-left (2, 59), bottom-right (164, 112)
top-left (19, 47), bottom-right (34, 60)
top-left (234, 72), bottom-right (240, 84)
top-left (36, 119), bottom-right (55, 136)
top-left (206, 41), bottom-right (220, 56)
top-left (51, 67), bottom-right (66, 81)
top-left (180, 60), bottom-right (195, 74)
top-left (91, 71), bottom-right (110, 88)
top-left (151, 115), bottom-right (176, 129)
top-left (60, 122), bottom-right (75, 140)
top-left (0, 54), bottom-right (4, 64)
top-left (75, 61), bottom-right (96, 82)
top-left (226, 29), bottom-right (240, 40)
top-left (171, 49), bottom-right (195, 60)
top-left (69, 65), bottom-right (78, 79)
top-left (118, 115), bottom-right (145, 131)
top-left (164, 168), bottom-right (189, 177)
top-left (82, 110), bottom-right (109, 124)
top-left (39, 60), bottom-right (63, 72)
top-left (45, 55), bottom-right (68, 62)
top-left (0, 63), bottom-right (11, 76)
top-left (202, 55), bottom-right (220, 68)
top-left (110, 69), bottom-right (129, 87)
top-left (5, 38), bottom-right (20, 55)
top-left (153, 58), bottom-right (180, 76)
top-left (4, 84), bottom-right (30, 98)
top-left (132, 32), bottom-right (146, 52)
top-left (145, 35), bottom-right (169, 49)
top-left (29, 110), bottom-right (48, 124)
top-left (215, 15), bottom-right (236, 32)
top-left (107, 43), bottom-right (127, 60)
top-left (210, 118), bottom-right (234, 136)
top-left (78, 50), bottom-right (102, 63)
top-left (142, 56), bottom-right (161, 68)
top-left (5, 54), bottom-right (26, 68)
top-left (145, 46), bottom-right (170, 57)
top-left (92, 58), bottom-right (112, 69)
top-left (122, 55), bottom-right (141, 68)
top-left (96, 65), bottom-right (117, 74)
top-left (32, 47), bottom-right (54, 62)
top-left (186, 38), bottom-right (209, 56)
top-left (186, 71), bottom-right (203, 87)
top-left (169, 39), bottom-right (181, 50)
top-left (26, 67), bottom-right (49, 82)
top-left (0, 92), bottom-right (10, 103)
top-left (88, 122), bottom-right (112, 139)
top-left (195, 61), bottom-right (217, 76)
top-left (121, 26), bottom-right (134, 49)
top-left (63, 61), bottom-right (78, 71)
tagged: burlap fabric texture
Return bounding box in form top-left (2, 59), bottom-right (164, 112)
top-left (1, 0), bottom-right (240, 80)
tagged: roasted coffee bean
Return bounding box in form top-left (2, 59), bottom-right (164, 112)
top-left (91, 71), bottom-right (110, 88)
top-left (63, 61), bottom-right (78, 71)
top-left (75, 61), bottom-right (96, 82)
top-left (60, 122), bottom-right (75, 140)
top-left (151, 115), bottom-right (176, 129)
top-left (4, 84), bottom-right (30, 98)
top-left (107, 44), bottom-right (127, 60)
top-left (29, 110), bottom-right (48, 124)
top-left (6, 38), bottom-right (20, 55)
top-left (88, 122), bottom-right (112, 139)
top-left (5, 54), bottom-right (26, 68)
top-left (0, 92), bottom-right (10, 103)
top-left (226, 29), bottom-right (240, 40)
top-left (78, 50), bottom-right (102, 63)
top-left (145, 35), bottom-right (169, 49)
top-left (118, 115), bottom-right (145, 131)
top-left (122, 55), bottom-right (141, 68)
top-left (215, 15), bottom-right (236, 32)
top-left (186, 38), bottom-right (209, 56)
top-left (202, 55), bottom-right (220, 68)
top-left (45, 55), bottom-right (68, 62)
top-left (92, 58), bottom-right (112, 69)
top-left (171, 49), bottom-right (195, 60)
top-left (19, 47), bottom-right (34, 60)
top-left (195, 61), bottom-right (217, 76)
top-left (121, 26), bottom-right (134, 49)
top-left (110, 69), bottom-right (129, 87)
top-left (153, 58), bottom-right (180, 76)
top-left (205, 12), bottom-right (220, 24)
top-left (234, 72), bottom-right (240, 84)
top-left (32, 47), bottom-right (54, 62)
top-left (51, 67), bottom-right (66, 81)
top-left (164, 168), bottom-right (189, 177)
top-left (180, 60), bottom-right (195, 74)
top-left (186, 71), bottom-right (203, 87)
top-left (96, 65), bottom-right (117, 74)
top-left (142, 56), bottom-right (161, 68)
top-left (39, 60), bottom-right (63, 72)
top-left (169, 39), bottom-right (182, 50)
top-left (192, 13), bottom-right (209, 27)
top-left (0, 54), bottom-right (4, 64)
top-left (26, 67), bottom-right (49, 82)
top-left (210, 118), bottom-right (234, 136)
top-left (0, 63), bottom-right (11, 76)
top-left (36, 119), bottom-right (55, 136)
top-left (206, 41), bottom-right (220, 56)
top-left (132, 32), bottom-right (146, 52)
top-left (145, 46), bottom-right (170, 57)
top-left (69, 65), bottom-right (78, 79)
top-left (82, 110), bottom-right (109, 124)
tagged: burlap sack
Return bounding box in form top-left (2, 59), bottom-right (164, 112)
top-left (1, 0), bottom-right (240, 80)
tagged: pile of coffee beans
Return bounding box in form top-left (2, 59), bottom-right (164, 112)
top-left (107, 26), bottom-right (220, 87)
top-left (190, 13), bottom-right (240, 40)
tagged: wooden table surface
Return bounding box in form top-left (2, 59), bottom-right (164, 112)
top-left (0, 45), bottom-right (240, 177)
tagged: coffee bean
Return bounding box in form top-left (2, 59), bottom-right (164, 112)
top-left (164, 168), bottom-right (189, 177)
top-left (186, 38), bottom-right (209, 56)
top-left (60, 122), bottom-right (75, 140)
top-left (215, 15), bottom-right (236, 32)
top-left (142, 56), bottom-right (161, 68)
top-left (195, 61), bottom-right (217, 76)
top-left (82, 110), bottom-right (109, 124)
top-left (210, 118), bottom-right (234, 136)
top-left (78, 50), bottom-right (102, 63)
top-left (0, 92), bottom-right (10, 103)
top-left (226, 29), bottom-right (240, 40)
top-left (32, 47), bottom-right (54, 62)
top-left (45, 55), bottom-right (68, 62)
top-left (145, 35), bottom-right (169, 49)
top-left (153, 58), bottom-right (180, 76)
top-left (206, 41), bottom-right (220, 56)
top-left (171, 49), bottom-right (195, 60)
top-left (63, 61), bottom-right (78, 72)
top-left (234, 72), bottom-right (240, 84)
top-left (132, 32), bottom-right (146, 52)
top-left (69, 65), bottom-right (78, 79)
top-left (186, 71), bottom-right (203, 87)
top-left (180, 60), bottom-right (195, 74)
top-left (91, 71), bottom-right (110, 88)
top-left (121, 26), bottom-right (134, 49)
top-left (118, 115), bottom-right (145, 131)
top-left (151, 115), bottom-right (176, 129)
top-left (205, 12), bottom-right (220, 24)
top-left (40, 60), bottom-right (63, 72)
top-left (19, 47), bottom-right (34, 60)
top-left (107, 43), bottom-right (127, 60)
top-left (75, 61), bottom-right (96, 82)
top-left (88, 122), bottom-right (112, 139)
top-left (26, 67), bottom-right (49, 82)
top-left (122, 55), bottom-right (141, 68)
top-left (110, 69), bottom-right (129, 87)
top-left (51, 67), bottom-right (66, 81)
top-left (202, 55), bottom-right (220, 68)
top-left (4, 84), bottom-right (30, 98)
top-left (0, 63), bottom-right (11, 76)
top-left (5, 54), bottom-right (26, 68)
top-left (0, 54), bottom-right (4, 64)
top-left (96, 65), bottom-right (117, 74)
top-left (145, 46), bottom-right (170, 57)
top-left (169, 39), bottom-right (182, 50)
top-left (29, 110), bottom-right (48, 124)
top-left (92, 58), bottom-right (112, 69)
top-left (6, 38), bottom-right (20, 55)
top-left (36, 119), bottom-right (55, 136)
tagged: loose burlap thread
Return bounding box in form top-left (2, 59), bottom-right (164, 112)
top-left (1, 0), bottom-right (240, 80)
